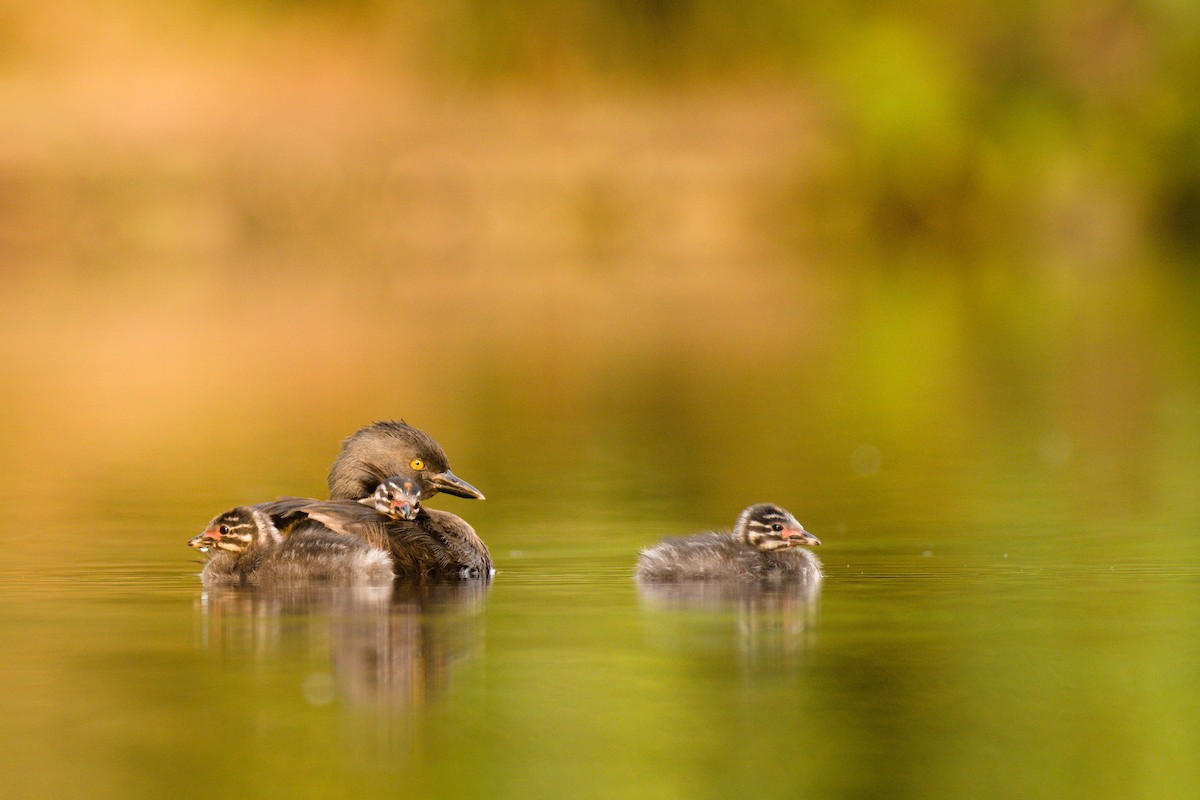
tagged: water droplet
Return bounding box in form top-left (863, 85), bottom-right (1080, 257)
top-left (851, 444), bottom-right (882, 476)
top-left (302, 672), bottom-right (335, 706)
top-left (1038, 430), bottom-right (1072, 467)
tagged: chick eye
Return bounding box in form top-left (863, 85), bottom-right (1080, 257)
top-left (410, 458), bottom-right (425, 470)
top-left (219, 525), bottom-right (230, 535)
top-left (771, 523), bottom-right (783, 532)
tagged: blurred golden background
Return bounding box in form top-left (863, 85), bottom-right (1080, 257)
top-left (3, 6), bottom-right (1200, 798)
top-left (1, 0), bottom-right (1197, 514)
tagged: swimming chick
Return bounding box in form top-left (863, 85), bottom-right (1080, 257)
top-left (188, 505), bottom-right (394, 587)
top-left (634, 503), bottom-right (822, 583)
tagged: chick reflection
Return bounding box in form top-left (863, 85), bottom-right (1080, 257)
top-left (194, 581), bottom-right (487, 710)
top-left (637, 581), bottom-right (820, 670)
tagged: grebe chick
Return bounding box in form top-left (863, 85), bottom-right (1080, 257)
top-left (189, 506), bottom-right (393, 587)
top-left (369, 476), bottom-right (493, 580)
top-left (634, 503), bottom-right (822, 583)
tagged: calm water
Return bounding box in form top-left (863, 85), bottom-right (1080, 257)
top-left (1, 268), bottom-right (1198, 800)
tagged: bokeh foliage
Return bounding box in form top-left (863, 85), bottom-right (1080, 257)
top-left (1, 0), bottom-right (1197, 273)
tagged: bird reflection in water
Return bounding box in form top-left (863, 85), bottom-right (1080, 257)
top-left (637, 581), bottom-right (821, 672)
top-left (194, 581), bottom-right (487, 711)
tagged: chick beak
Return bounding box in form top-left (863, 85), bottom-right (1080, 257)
top-left (429, 469), bottom-right (485, 500)
top-left (782, 527), bottom-right (821, 547)
top-left (188, 534), bottom-right (212, 551)
top-left (391, 500), bottom-right (419, 521)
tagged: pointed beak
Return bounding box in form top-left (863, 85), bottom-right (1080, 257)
top-left (783, 527), bottom-right (821, 547)
top-left (188, 534), bottom-right (212, 551)
top-left (428, 469), bottom-right (485, 500)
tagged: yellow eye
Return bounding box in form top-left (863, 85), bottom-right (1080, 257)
top-left (410, 459), bottom-right (425, 470)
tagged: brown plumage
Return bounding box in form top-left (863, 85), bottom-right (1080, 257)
top-left (190, 418), bottom-right (488, 585)
top-left (327, 420), bottom-right (485, 502)
top-left (635, 503), bottom-right (822, 583)
top-left (258, 497), bottom-right (395, 551)
top-left (383, 508), bottom-right (493, 580)
top-left (258, 477), bottom-right (492, 580)
top-left (189, 506), bottom-right (393, 587)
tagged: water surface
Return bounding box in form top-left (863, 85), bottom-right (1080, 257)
top-left (1, 268), bottom-right (1198, 800)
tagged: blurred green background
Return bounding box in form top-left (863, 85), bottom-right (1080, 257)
top-left (2, 2), bottom-right (1199, 798)
top-left (2, 0), bottom-right (1197, 490)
